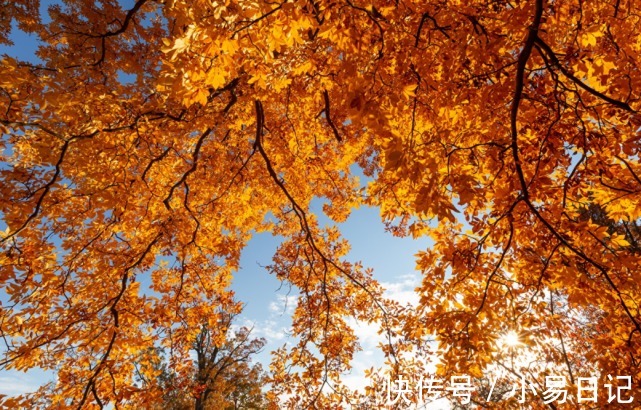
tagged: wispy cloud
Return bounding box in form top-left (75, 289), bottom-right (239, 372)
top-left (268, 294), bottom-right (296, 316)
top-left (0, 369), bottom-right (51, 396)
top-left (380, 272), bottom-right (421, 307)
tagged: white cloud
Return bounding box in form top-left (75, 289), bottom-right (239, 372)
top-left (0, 370), bottom-right (50, 396)
top-left (268, 294), bottom-right (296, 316)
top-left (380, 272), bottom-right (421, 307)
top-left (254, 319), bottom-right (288, 341)
top-left (238, 315), bottom-right (289, 344)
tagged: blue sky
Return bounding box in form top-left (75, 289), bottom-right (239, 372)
top-left (0, 5), bottom-right (432, 402)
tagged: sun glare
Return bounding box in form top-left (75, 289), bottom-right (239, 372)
top-left (501, 331), bottom-right (522, 348)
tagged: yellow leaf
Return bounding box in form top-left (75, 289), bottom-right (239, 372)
top-left (206, 70), bottom-right (227, 88)
top-left (611, 235), bottom-right (630, 248)
top-left (292, 61), bottom-right (313, 75)
top-left (402, 84), bottom-right (417, 99)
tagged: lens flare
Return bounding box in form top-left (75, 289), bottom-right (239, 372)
top-left (501, 331), bottom-right (521, 348)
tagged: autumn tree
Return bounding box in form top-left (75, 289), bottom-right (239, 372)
top-left (2, 0), bottom-right (641, 408)
top-left (187, 314), bottom-right (270, 410)
top-left (145, 310), bottom-right (271, 410)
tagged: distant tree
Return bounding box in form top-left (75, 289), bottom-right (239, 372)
top-left (151, 310), bottom-right (272, 410)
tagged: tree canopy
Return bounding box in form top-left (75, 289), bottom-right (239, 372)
top-left (1, 0), bottom-right (641, 408)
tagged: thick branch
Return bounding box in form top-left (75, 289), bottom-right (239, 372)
top-left (535, 37), bottom-right (634, 112)
top-left (322, 90), bottom-right (342, 142)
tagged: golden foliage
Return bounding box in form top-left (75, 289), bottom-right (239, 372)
top-left (1, 0), bottom-right (641, 408)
